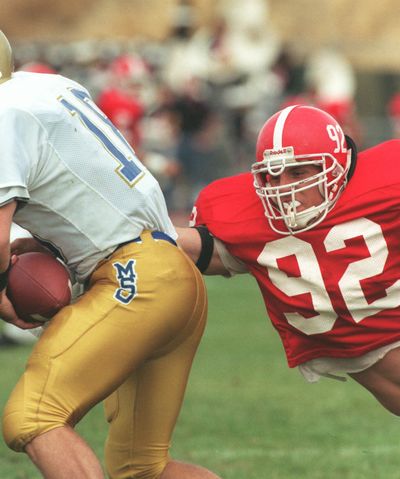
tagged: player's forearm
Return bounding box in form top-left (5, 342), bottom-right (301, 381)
top-left (0, 201), bottom-right (17, 296)
top-left (175, 226), bottom-right (201, 264)
top-left (0, 202), bottom-right (16, 270)
top-left (175, 226), bottom-right (229, 275)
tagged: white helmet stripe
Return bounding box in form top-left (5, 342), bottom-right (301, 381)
top-left (273, 105), bottom-right (297, 148)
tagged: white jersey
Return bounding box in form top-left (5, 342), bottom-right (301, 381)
top-left (0, 72), bottom-right (176, 282)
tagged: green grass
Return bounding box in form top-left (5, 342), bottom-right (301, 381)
top-left (1, 275), bottom-right (399, 478)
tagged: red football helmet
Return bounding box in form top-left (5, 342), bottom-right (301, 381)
top-left (251, 105), bottom-right (352, 234)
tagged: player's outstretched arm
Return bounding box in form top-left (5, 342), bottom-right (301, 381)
top-left (176, 226), bottom-right (229, 275)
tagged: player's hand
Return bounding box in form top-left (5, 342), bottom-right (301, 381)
top-left (11, 237), bottom-right (51, 256)
top-left (0, 290), bottom-right (43, 330)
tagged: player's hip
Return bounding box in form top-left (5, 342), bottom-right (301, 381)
top-left (89, 230), bottom-right (203, 292)
top-left (26, 230), bottom-right (207, 360)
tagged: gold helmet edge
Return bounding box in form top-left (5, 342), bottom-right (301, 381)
top-left (0, 30), bottom-right (13, 84)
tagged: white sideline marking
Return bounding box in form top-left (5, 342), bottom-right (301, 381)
top-left (193, 444), bottom-right (398, 460)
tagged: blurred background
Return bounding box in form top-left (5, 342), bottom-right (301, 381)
top-left (3, 5), bottom-right (400, 476)
top-left (2, 0), bottom-right (400, 217)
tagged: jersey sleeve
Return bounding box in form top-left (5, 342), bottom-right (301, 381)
top-left (0, 107), bottom-right (41, 205)
top-left (190, 174), bottom-right (251, 227)
top-left (214, 238), bottom-right (248, 275)
top-left (190, 174), bottom-right (254, 275)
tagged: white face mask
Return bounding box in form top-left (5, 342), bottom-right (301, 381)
top-left (252, 147), bottom-right (350, 235)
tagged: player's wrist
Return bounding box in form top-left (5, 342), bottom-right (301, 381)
top-left (0, 259), bottom-right (12, 292)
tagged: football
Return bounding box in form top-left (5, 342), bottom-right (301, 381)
top-left (7, 252), bottom-right (72, 322)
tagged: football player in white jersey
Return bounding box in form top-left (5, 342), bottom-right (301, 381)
top-left (0, 31), bottom-right (221, 479)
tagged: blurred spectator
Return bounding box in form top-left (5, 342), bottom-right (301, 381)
top-left (139, 86), bottom-right (182, 209)
top-left (163, 0), bottom-right (284, 173)
top-left (247, 47), bottom-right (302, 113)
top-left (387, 92), bottom-right (400, 138)
top-left (277, 47), bottom-right (362, 145)
top-left (96, 54), bottom-right (152, 151)
top-left (303, 47), bottom-right (363, 144)
top-left (19, 61), bottom-right (57, 74)
top-left (165, 77), bottom-right (235, 207)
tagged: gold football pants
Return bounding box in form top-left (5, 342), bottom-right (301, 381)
top-left (2, 231), bottom-right (207, 479)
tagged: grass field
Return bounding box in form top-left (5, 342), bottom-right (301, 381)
top-left (1, 275), bottom-right (400, 478)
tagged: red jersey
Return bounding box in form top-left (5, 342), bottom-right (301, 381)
top-left (193, 140), bottom-right (400, 367)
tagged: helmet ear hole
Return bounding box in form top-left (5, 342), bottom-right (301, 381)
top-left (345, 135), bottom-right (358, 181)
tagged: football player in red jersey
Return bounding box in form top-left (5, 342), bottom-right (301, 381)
top-left (177, 103), bottom-right (400, 416)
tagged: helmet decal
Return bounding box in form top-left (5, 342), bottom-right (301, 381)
top-left (273, 105), bottom-right (296, 149)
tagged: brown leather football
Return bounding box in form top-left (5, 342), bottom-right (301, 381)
top-left (7, 252), bottom-right (72, 322)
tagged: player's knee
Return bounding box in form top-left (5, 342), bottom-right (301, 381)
top-left (3, 405), bottom-right (33, 452)
top-left (106, 450), bottom-right (168, 479)
top-left (109, 466), bottom-right (165, 479)
top-left (2, 395), bottom-right (66, 452)
top-left (107, 462), bottom-right (166, 479)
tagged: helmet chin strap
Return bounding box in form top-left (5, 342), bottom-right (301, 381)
top-left (283, 201), bottom-right (322, 229)
top-left (283, 201), bottom-right (299, 228)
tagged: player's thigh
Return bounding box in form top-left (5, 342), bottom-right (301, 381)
top-left (104, 303), bottom-right (206, 479)
top-left (350, 346), bottom-right (400, 415)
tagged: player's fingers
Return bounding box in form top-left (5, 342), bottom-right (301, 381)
top-left (12, 317), bottom-right (43, 330)
top-left (10, 238), bottom-right (39, 255)
top-left (10, 239), bottom-right (25, 255)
